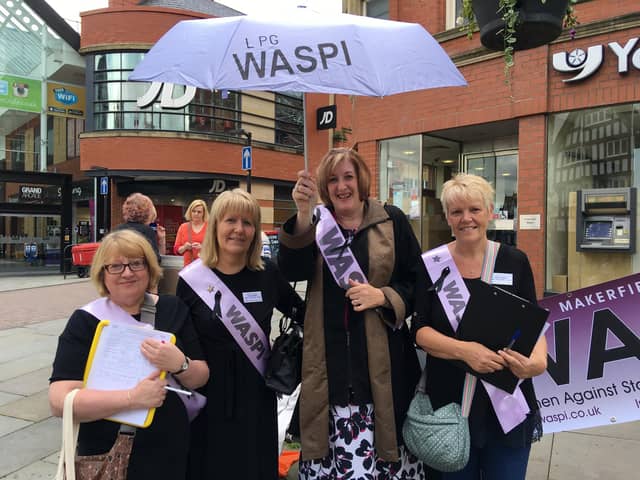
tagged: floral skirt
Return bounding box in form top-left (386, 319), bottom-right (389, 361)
top-left (298, 404), bottom-right (425, 480)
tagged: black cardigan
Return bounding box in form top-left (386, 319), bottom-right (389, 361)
top-left (278, 202), bottom-right (422, 439)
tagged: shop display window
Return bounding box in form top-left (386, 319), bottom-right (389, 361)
top-left (546, 103), bottom-right (639, 291)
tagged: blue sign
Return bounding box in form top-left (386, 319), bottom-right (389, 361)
top-left (100, 177), bottom-right (109, 195)
top-left (242, 146), bottom-right (252, 171)
top-left (53, 87), bottom-right (78, 105)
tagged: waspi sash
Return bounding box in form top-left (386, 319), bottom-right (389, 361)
top-left (421, 242), bottom-right (530, 433)
top-left (179, 259), bottom-right (269, 376)
top-left (82, 297), bottom-right (147, 329)
top-left (314, 205), bottom-right (366, 289)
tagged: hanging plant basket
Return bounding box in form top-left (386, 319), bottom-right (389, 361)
top-left (473, 0), bottom-right (569, 51)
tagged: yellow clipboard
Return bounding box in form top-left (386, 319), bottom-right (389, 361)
top-left (83, 320), bottom-right (176, 428)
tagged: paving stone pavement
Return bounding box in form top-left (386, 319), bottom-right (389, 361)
top-left (0, 275), bottom-right (638, 479)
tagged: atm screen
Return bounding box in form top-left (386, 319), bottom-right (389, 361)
top-left (585, 221), bottom-right (612, 240)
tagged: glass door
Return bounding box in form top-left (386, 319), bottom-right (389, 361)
top-left (0, 214), bottom-right (61, 274)
top-left (465, 150), bottom-right (518, 246)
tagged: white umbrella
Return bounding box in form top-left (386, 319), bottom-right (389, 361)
top-left (130, 8), bottom-right (467, 166)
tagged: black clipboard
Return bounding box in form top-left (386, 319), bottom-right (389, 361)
top-left (454, 279), bottom-right (549, 394)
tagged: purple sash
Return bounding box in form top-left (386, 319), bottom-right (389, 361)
top-left (421, 242), bottom-right (530, 433)
top-left (179, 259), bottom-right (269, 376)
top-left (314, 205), bottom-right (367, 289)
top-left (421, 244), bottom-right (469, 332)
top-left (82, 297), bottom-right (148, 328)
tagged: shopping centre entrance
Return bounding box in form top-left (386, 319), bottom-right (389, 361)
top-left (0, 171), bottom-right (72, 275)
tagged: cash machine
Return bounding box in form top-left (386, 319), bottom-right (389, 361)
top-left (576, 187), bottom-right (636, 253)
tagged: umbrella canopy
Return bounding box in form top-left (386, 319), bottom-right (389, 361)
top-left (130, 9), bottom-right (466, 97)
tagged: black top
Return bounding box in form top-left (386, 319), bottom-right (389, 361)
top-left (278, 203), bottom-right (422, 441)
top-left (176, 259), bottom-right (304, 480)
top-left (113, 222), bottom-right (161, 263)
top-left (412, 243), bottom-right (542, 448)
top-left (50, 295), bottom-right (204, 480)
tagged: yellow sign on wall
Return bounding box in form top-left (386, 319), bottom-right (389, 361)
top-left (47, 82), bottom-right (85, 118)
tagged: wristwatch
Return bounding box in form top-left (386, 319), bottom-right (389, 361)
top-left (173, 356), bottom-right (190, 375)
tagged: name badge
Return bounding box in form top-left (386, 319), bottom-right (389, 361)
top-left (491, 273), bottom-right (513, 286)
top-left (242, 291), bottom-right (263, 303)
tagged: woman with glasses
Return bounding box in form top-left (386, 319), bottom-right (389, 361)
top-left (49, 229), bottom-right (209, 479)
top-left (278, 148), bottom-right (424, 479)
top-left (176, 189), bottom-right (305, 480)
top-left (174, 199), bottom-right (209, 266)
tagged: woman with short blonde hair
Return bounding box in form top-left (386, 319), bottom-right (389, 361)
top-left (49, 229), bottom-right (209, 479)
top-left (414, 173), bottom-right (547, 479)
top-left (90, 229), bottom-right (163, 297)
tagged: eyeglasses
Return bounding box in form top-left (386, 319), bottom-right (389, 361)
top-left (103, 258), bottom-right (147, 274)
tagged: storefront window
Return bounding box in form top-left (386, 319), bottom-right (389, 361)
top-left (273, 184), bottom-right (297, 228)
top-left (379, 135), bottom-right (422, 242)
top-left (275, 92), bottom-right (303, 148)
top-left (91, 52), bottom-right (302, 150)
top-left (546, 104), bottom-right (638, 291)
top-left (466, 151), bottom-right (518, 246)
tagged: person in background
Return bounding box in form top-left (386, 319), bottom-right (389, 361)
top-left (49, 229), bottom-right (209, 479)
top-left (114, 193), bottom-right (163, 263)
top-left (278, 148), bottom-right (424, 479)
top-left (148, 203), bottom-right (166, 256)
top-left (176, 188), bottom-right (305, 480)
top-left (174, 199), bottom-right (209, 266)
top-left (413, 173), bottom-right (547, 480)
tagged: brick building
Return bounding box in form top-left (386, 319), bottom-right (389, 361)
top-left (80, 0), bottom-right (305, 254)
top-left (303, 0), bottom-right (640, 295)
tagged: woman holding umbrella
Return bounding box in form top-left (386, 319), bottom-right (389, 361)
top-left (278, 148), bottom-right (424, 479)
top-left (176, 189), bottom-right (305, 480)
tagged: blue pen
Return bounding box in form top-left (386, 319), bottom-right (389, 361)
top-left (506, 329), bottom-right (521, 349)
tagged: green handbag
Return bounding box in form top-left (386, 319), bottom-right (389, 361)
top-left (402, 371), bottom-right (475, 472)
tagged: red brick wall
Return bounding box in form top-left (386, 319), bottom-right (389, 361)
top-left (80, 134), bottom-right (302, 182)
top-left (517, 116), bottom-right (547, 296)
top-left (548, 26), bottom-right (640, 112)
top-left (80, 8), bottom-right (207, 48)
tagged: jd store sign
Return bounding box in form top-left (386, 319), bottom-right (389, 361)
top-left (553, 37), bottom-right (640, 82)
top-left (137, 82), bottom-right (196, 109)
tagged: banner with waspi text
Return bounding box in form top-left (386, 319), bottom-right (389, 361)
top-left (534, 273), bottom-right (640, 434)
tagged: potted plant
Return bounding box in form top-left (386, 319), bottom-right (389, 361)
top-left (462, 0), bottom-right (578, 74)
top-left (332, 126), bottom-right (352, 146)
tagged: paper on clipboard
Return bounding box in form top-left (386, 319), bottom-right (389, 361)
top-left (84, 320), bottom-right (176, 428)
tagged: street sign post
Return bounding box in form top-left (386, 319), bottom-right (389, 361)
top-left (242, 145), bottom-right (252, 193)
top-left (100, 177), bottom-right (109, 195)
top-left (242, 146), bottom-right (252, 170)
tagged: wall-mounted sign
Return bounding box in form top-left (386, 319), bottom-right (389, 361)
top-left (316, 105), bottom-right (337, 130)
top-left (0, 74), bottom-right (41, 113)
top-left (519, 214), bottom-right (541, 230)
top-left (208, 179), bottom-right (227, 193)
top-left (47, 82), bottom-right (86, 118)
top-left (19, 185), bottom-right (43, 201)
top-left (553, 36), bottom-right (640, 83)
top-left (137, 82), bottom-right (196, 109)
